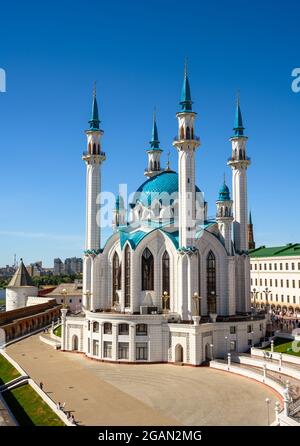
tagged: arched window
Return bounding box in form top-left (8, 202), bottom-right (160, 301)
top-left (225, 207), bottom-right (228, 217)
top-left (88, 142), bottom-right (91, 153)
top-left (207, 251), bottom-right (216, 314)
top-left (186, 126), bottom-right (190, 139)
top-left (162, 251), bottom-right (170, 307)
top-left (93, 142), bottom-right (96, 154)
top-left (142, 248), bottom-right (154, 290)
top-left (125, 245), bottom-right (131, 307)
top-left (97, 144), bottom-right (100, 153)
top-left (239, 149), bottom-right (242, 159)
top-left (112, 252), bottom-right (121, 304)
top-left (191, 127), bottom-right (194, 139)
top-left (104, 322), bottom-right (112, 334)
top-left (93, 321), bottom-right (99, 333)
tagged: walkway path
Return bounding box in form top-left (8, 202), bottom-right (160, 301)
top-left (6, 334), bottom-right (277, 426)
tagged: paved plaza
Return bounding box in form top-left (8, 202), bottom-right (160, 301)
top-left (6, 334), bottom-right (278, 426)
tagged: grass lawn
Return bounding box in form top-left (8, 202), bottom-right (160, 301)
top-left (2, 384), bottom-right (65, 426)
top-left (265, 337), bottom-right (300, 357)
top-left (0, 354), bottom-right (21, 385)
top-left (53, 325), bottom-right (61, 337)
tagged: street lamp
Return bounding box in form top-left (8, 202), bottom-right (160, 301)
top-left (192, 292), bottom-right (202, 317)
top-left (162, 291), bottom-right (170, 313)
top-left (224, 336), bottom-right (228, 358)
top-left (83, 289), bottom-right (92, 311)
top-left (60, 288), bottom-right (68, 309)
top-left (264, 287), bottom-right (272, 335)
top-left (210, 343), bottom-right (214, 360)
top-left (251, 288), bottom-right (258, 314)
top-left (265, 398), bottom-right (271, 426)
top-left (251, 330), bottom-right (254, 348)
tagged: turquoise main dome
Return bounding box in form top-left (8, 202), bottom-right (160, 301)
top-left (133, 171), bottom-right (201, 207)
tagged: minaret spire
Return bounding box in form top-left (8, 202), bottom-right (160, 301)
top-left (144, 109), bottom-right (163, 178)
top-left (233, 90), bottom-right (245, 137)
top-left (89, 81), bottom-right (100, 130)
top-left (179, 59), bottom-right (193, 112)
top-left (150, 109), bottom-right (160, 149)
top-left (248, 210), bottom-right (255, 250)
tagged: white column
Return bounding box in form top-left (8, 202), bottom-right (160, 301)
top-left (112, 323), bottom-right (118, 361)
top-left (61, 308), bottom-right (68, 351)
top-left (129, 324), bottom-right (135, 362)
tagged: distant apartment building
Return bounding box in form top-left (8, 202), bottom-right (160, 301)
top-left (250, 243), bottom-right (300, 314)
top-left (54, 258), bottom-right (64, 276)
top-left (53, 257), bottom-right (83, 276)
top-left (27, 261), bottom-right (43, 277)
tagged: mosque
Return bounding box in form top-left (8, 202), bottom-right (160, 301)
top-left (61, 67), bottom-right (266, 364)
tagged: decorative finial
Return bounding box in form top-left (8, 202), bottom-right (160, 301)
top-left (237, 89), bottom-right (240, 107)
top-left (184, 57), bottom-right (188, 78)
top-left (93, 81), bottom-right (97, 98)
top-left (166, 151), bottom-right (171, 170)
top-left (153, 106), bottom-right (156, 122)
top-left (223, 172), bottom-right (226, 184)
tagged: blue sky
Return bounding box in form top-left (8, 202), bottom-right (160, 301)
top-left (0, 0), bottom-right (299, 267)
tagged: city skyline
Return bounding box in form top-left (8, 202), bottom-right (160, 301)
top-left (0, 0), bottom-right (300, 265)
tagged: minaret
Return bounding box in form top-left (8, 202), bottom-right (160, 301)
top-left (227, 95), bottom-right (250, 253)
top-left (83, 84), bottom-right (106, 251)
top-left (216, 178), bottom-right (234, 255)
top-left (82, 85), bottom-right (105, 311)
top-left (173, 63), bottom-right (200, 248)
top-left (144, 111), bottom-right (163, 177)
top-left (248, 210), bottom-right (255, 250)
top-left (112, 195), bottom-right (126, 230)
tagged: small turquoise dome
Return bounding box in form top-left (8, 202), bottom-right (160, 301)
top-left (133, 171), bottom-right (201, 207)
top-left (218, 182), bottom-right (230, 201)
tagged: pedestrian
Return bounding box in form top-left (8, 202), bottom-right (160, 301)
top-left (40, 382), bottom-right (43, 390)
top-left (57, 402), bottom-right (61, 410)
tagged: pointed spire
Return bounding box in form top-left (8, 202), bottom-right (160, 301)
top-left (166, 150), bottom-right (171, 171)
top-left (249, 210), bottom-right (253, 225)
top-left (149, 109), bottom-right (161, 150)
top-left (179, 60), bottom-right (193, 112)
top-left (88, 82), bottom-right (100, 130)
top-left (233, 91), bottom-right (245, 137)
top-left (218, 175), bottom-right (230, 201)
top-left (8, 259), bottom-right (34, 287)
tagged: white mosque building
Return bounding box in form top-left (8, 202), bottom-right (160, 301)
top-left (61, 68), bottom-right (266, 365)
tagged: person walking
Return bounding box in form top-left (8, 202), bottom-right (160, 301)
top-left (40, 382), bottom-right (43, 390)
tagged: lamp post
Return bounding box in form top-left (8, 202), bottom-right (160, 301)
top-left (264, 287), bottom-right (272, 336)
top-left (210, 343), bottom-right (214, 360)
top-left (265, 398), bottom-right (271, 426)
top-left (192, 292), bottom-right (202, 317)
top-left (251, 288), bottom-right (258, 314)
top-left (162, 291), bottom-right (170, 313)
top-left (60, 288), bottom-right (68, 309)
top-left (251, 330), bottom-right (254, 348)
top-left (83, 289), bottom-right (92, 311)
top-left (224, 336), bottom-right (228, 359)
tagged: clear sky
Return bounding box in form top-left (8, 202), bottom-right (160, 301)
top-left (0, 0), bottom-right (299, 267)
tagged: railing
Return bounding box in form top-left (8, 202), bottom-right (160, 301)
top-left (82, 151), bottom-right (106, 158)
top-left (227, 156), bottom-right (251, 163)
top-left (173, 135), bottom-right (200, 142)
